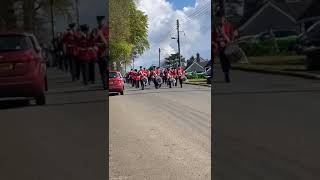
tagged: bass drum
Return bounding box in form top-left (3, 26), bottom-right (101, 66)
top-left (155, 76), bottom-right (163, 84)
top-left (141, 76), bottom-right (148, 85)
top-left (181, 75), bottom-right (187, 81)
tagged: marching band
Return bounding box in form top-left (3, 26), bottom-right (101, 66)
top-left (125, 66), bottom-right (187, 90)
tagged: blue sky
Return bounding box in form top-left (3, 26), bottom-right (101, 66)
top-left (135, 0), bottom-right (211, 68)
top-left (168, 0), bottom-right (195, 9)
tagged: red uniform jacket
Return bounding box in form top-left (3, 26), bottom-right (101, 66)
top-left (95, 25), bottom-right (109, 58)
top-left (63, 30), bottom-right (77, 56)
top-left (177, 68), bottom-right (186, 77)
top-left (155, 69), bottom-right (161, 76)
top-left (77, 33), bottom-right (97, 62)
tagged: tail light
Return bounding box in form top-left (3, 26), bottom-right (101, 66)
top-left (114, 79), bottom-right (122, 85)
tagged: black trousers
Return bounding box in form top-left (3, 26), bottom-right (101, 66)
top-left (80, 62), bottom-right (89, 85)
top-left (136, 80), bottom-right (140, 88)
top-left (97, 57), bottom-right (107, 89)
top-left (88, 61), bottom-right (95, 83)
top-left (220, 47), bottom-right (231, 83)
top-left (179, 78), bottom-right (183, 88)
top-left (66, 54), bottom-right (73, 74)
top-left (73, 59), bottom-right (81, 81)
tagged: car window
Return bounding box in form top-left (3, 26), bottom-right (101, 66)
top-left (109, 72), bottom-right (119, 78)
top-left (0, 35), bottom-right (30, 52)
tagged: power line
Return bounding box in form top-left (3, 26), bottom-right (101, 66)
top-left (154, 1), bottom-right (211, 48)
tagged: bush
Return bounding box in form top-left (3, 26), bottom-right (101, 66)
top-left (239, 38), bottom-right (297, 56)
top-left (187, 72), bottom-right (206, 79)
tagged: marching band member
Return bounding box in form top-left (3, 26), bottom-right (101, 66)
top-left (95, 16), bottom-right (109, 90)
top-left (62, 23), bottom-right (77, 80)
top-left (177, 67), bottom-right (187, 88)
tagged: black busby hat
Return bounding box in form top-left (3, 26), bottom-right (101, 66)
top-left (96, 16), bottom-right (105, 22)
top-left (68, 23), bottom-right (76, 28)
top-left (80, 24), bottom-right (89, 32)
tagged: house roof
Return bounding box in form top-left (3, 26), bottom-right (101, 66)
top-left (239, 0), bottom-right (316, 29)
top-left (185, 56), bottom-right (209, 72)
top-left (185, 62), bottom-right (205, 72)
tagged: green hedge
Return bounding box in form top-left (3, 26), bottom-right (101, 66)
top-left (239, 37), bottom-right (297, 56)
top-left (187, 72), bottom-right (206, 79)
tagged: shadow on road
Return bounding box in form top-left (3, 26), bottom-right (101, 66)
top-left (0, 100), bottom-right (32, 110)
top-left (47, 87), bottom-right (106, 95)
top-left (46, 99), bottom-right (106, 106)
top-left (120, 88), bottom-right (210, 96)
top-left (214, 89), bottom-right (320, 96)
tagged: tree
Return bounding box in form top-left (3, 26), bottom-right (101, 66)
top-left (164, 53), bottom-right (186, 68)
top-left (109, 0), bottom-right (149, 70)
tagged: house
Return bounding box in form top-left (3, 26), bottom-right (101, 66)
top-left (226, 0), bottom-right (320, 36)
top-left (185, 53), bottom-right (210, 73)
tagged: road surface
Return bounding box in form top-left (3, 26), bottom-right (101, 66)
top-left (109, 82), bottom-right (211, 179)
top-left (0, 68), bottom-right (107, 180)
top-left (214, 68), bottom-right (320, 180)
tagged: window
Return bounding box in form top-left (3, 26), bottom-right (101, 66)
top-left (0, 35), bottom-right (30, 52)
top-left (109, 72), bottom-right (119, 78)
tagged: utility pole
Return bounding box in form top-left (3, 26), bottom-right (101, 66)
top-left (159, 48), bottom-right (161, 68)
top-left (177, 19), bottom-right (181, 68)
top-left (75, 0), bottom-right (80, 27)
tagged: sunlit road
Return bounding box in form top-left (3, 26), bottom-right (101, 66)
top-left (109, 82), bottom-right (211, 179)
top-left (214, 68), bottom-right (320, 180)
top-left (0, 68), bottom-right (107, 180)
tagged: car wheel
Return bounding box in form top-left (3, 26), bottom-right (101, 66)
top-left (120, 91), bottom-right (124, 95)
top-left (35, 93), bottom-right (46, 105)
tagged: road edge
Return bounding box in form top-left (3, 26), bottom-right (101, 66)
top-left (185, 82), bottom-right (211, 87)
top-left (231, 65), bottom-right (320, 80)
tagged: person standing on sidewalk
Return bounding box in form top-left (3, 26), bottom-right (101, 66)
top-left (95, 16), bottom-right (109, 90)
top-left (215, 15), bottom-right (235, 83)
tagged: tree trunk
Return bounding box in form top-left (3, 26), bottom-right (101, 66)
top-left (23, 0), bottom-right (35, 32)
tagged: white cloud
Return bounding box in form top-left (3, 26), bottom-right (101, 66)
top-left (134, 0), bottom-right (211, 68)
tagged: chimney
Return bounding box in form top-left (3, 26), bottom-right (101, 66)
top-left (196, 53), bottom-right (200, 63)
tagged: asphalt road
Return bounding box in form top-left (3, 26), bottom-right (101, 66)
top-left (213, 68), bottom-right (320, 180)
top-left (109, 82), bottom-right (211, 179)
top-left (0, 68), bottom-right (107, 180)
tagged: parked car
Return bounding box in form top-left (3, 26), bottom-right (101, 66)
top-left (295, 21), bottom-right (320, 54)
top-left (238, 30), bottom-right (298, 55)
top-left (109, 70), bottom-right (124, 95)
top-left (295, 21), bottom-right (320, 70)
top-left (0, 32), bottom-right (47, 105)
top-left (204, 68), bottom-right (212, 84)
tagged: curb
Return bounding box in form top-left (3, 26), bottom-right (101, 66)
top-left (231, 66), bottom-right (320, 80)
top-left (185, 82), bottom-right (211, 87)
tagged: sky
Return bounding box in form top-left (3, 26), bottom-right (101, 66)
top-left (134, 0), bottom-right (211, 68)
top-left (56, 0), bottom-right (107, 32)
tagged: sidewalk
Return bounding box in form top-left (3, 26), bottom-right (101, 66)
top-left (231, 64), bottom-right (320, 80)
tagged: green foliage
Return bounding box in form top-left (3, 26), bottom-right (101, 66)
top-left (239, 36), bottom-right (298, 56)
top-left (187, 72), bottom-right (205, 79)
top-left (109, 0), bottom-right (149, 66)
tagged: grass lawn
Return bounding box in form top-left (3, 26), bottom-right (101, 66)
top-left (232, 55), bottom-right (307, 72)
top-left (185, 79), bottom-right (209, 86)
